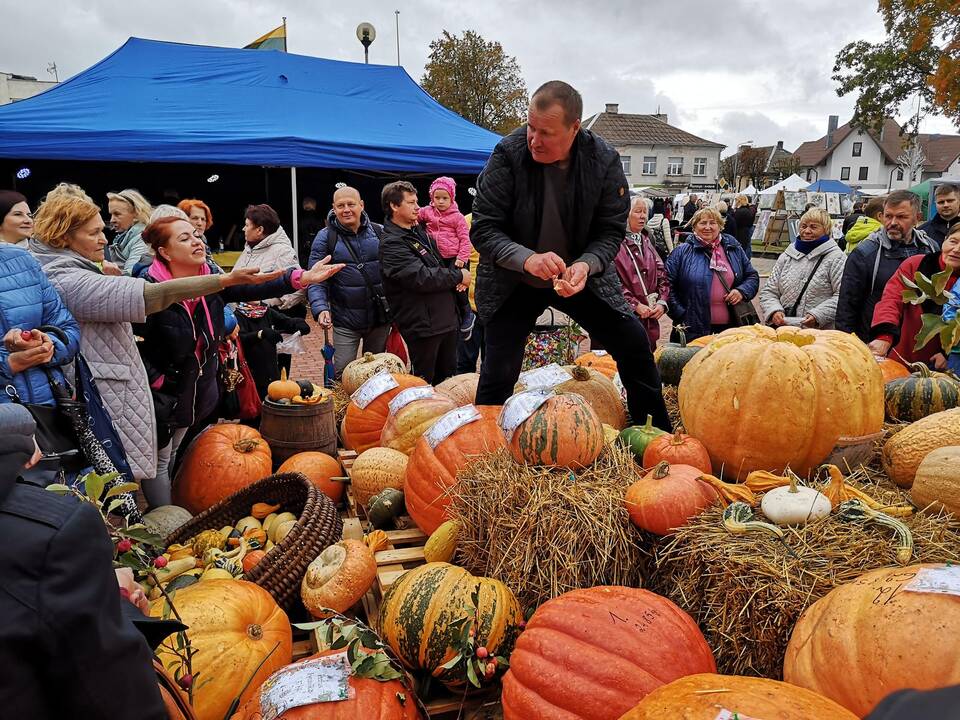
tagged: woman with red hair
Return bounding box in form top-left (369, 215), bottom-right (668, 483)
top-left (177, 198), bottom-right (215, 251)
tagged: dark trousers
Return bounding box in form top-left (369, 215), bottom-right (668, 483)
top-left (476, 284), bottom-right (670, 429)
top-left (457, 318), bottom-right (485, 374)
top-left (406, 330), bottom-right (458, 385)
top-left (443, 257), bottom-right (471, 318)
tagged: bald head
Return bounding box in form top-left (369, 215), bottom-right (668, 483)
top-left (333, 186), bottom-right (364, 232)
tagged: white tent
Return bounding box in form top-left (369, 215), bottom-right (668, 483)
top-left (758, 174), bottom-right (808, 194)
top-left (740, 184), bottom-right (758, 195)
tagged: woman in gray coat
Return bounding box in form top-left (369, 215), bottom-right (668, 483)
top-left (759, 207), bottom-right (846, 329)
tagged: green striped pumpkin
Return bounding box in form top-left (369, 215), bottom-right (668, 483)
top-left (884, 364), bottom-right (960, 422)
top-left (378, 562), bottom-right (524, 687)
top-left (508, 392), bottom-right (604, 468)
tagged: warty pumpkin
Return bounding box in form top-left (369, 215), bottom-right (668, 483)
top-left (618, 673), bottom-right (858, 720)
top-left (574, 350), bottom-right (618, 378)
top-left (150, 579), bottom-right (292, 720)
top-left (341, 351), bottom-right (407, 395)
top-left (678, 326), bottom-right (884, 478)
top-left (277, 452), bottom-right (344, 503)
top-left (434, 372), bottom-right (479, 406)
top-left (881, 408), bottom-right (960, 487)
top-left (343, 373), bottom-right (429, 453)
top-left (784, 563), bottom-right (960, 717)
top-left (352, 447), bottom-right (408, 507)
top-left (624, 462), bottom-right (718, 535)
top-left (301, 539), bottom-right (377, 616)
top-left (501, 586), bottom-right (716, 720)
top-left (173, 425), bottom-right (273, 514)
top-left (380, 391), bottom-right (457, 455)
top-left (516, 365), bottom-right (627, 430)
top-left (641, 430), bottom-right (711, 472)
top-left (911, 445), bottom-right (960, 516)
top-left (378, 562), bottom-right (524, 688)
top-left (884, 362), bottom-right (960, 422)
top-left (505, 391), bottom-right (604, 469)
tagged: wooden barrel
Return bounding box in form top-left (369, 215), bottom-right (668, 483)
top-left (259, 399), bottom-right (337, 467)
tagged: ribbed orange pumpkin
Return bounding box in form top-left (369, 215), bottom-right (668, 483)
top-left (619, 673), bottom-right (858, 720)
top-left (405, 405), bottom-right (505, 534)
top-left (501, 586), bottom-right (716, 720)
top-left (343, 374), bottom-right (429, 453)
top-left (574, 350), bottom-right (618, 378)
top-left (173, 425), bottom-right (273, 514)
top-left (624, 462), bottom-right (718, 535)
top-left (876, 354), bottom-right (911, 384)
top-left (230, 649), bottom-right (423, 719)
top-left (507, 392), bottom-right (604, 469)
top-left (381, 392), bottom-right (458, 455)
top-left (641, 431), bottom-right (711, 472)
top-left (515, 365), bottom-right (627, 430)
top-left (434, 372), bottom-right (479, 405)
top-left (784, 564), bottom-right (960, 717)
top-left (151, 579), bottom-right (292, 720)
top-left (278, 452), bottom-right (344, 503)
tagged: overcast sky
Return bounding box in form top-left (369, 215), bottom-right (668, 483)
top-left (3, 0), bottom-right (956, 156)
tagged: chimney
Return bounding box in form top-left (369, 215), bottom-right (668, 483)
top-left (652, 113), bottom-right (669, 124)
top-left (605, 103), bottom-right (619, 114)
top-left (826, 115), bottom-right (839, 149)
top-left (776, 140), bottom-right (784, 150)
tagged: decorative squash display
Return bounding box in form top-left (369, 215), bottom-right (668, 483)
top-left (423, 520), bottom-right (459, 563)
top-left (378, 563), bottom-right (524, 688)
top-left (911, 446), bottom-right (960, 516)
top-left (784, 564), bottom-right (960, 717)
top-left (574, 350), bottom-right (618, 379)
top-left (241, 549), bottom-right (266, 574)
top-left (678, 326), bottom-right (884, 478)
top-left (380, 392), bottom-right (457, 455)
top-left (618, 415), bottom-right (669, 461)
top-left (876, 355), bottom-right (911, 384)
top-left (760, 473), bottom-right (832, 526)
top-left (881, 408), bottom-right (960, 487)
top-left (619, 673), bottom-right (858, 720)
top-left (884, 363), bottom-right (960, 422)
top-left (405, 405), bottom-right (505, 535)
top-left (501, 586), bottom-right (716, 720)
top-left (654, 339), bottom-right (701, 386)
top-left (173, 425), bottom-right (273, 515)
top-left (514, 365), bottom-right (627, 430)
top-left (142, 505), bottom-right (193, 538)
top-left (341, 351), bottom-right (407, 395)
top-left (641, 431), bottom-right (711, 472)
top-left (342, 373), bottom-right (429, 453)
top-left (277, 452), bottom-right (344, 503)
top-left (150, 579), bottom-right (292, 720)
top-left (624, 462), bottom-right (718, 535)
top-left (435, 372), bottom-right (479, 406)
top-left (367, 488), bottom-right (406, 529)
top-left (266, 368), bottom-right (300, 401)
top-left (352, 447), bottom-right (408, 507)
top-left (506, 392), bottom-right (604, 469)
top-left (301, 539), bottom-right (377, 616)
top-left (230, 649), bottom-right (424, 720)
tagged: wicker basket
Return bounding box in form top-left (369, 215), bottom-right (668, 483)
top-left (164, 473), bottom-right (342, 610)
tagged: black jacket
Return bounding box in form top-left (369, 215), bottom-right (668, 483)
top-left (379, 219), bottom-right (462, 339)
top-left (236, 305), bottom-right (309, 400)
top-left (722, 212), bottom-right (738, 242)
top-left (733, 205), bottom-right (755, 249)
top-left (867, 685), bottom-right (960, 719)
top-left (470, 126), bottom-right (631, 320)
top-left (919, 213), bottom-right (959, 245)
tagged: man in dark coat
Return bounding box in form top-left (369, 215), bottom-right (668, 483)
top-left (0, 404), bottom-right (168, 719)
top-left (919, 183), bottom-right (959, 245)
top-left (471, 80), bottom-right (669, 429)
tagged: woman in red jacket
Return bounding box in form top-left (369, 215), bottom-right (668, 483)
top-left (869, 224), bottom-right (960, 369)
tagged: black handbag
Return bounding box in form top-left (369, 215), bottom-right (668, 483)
top-left (713, 268), bottom-right (760, 326)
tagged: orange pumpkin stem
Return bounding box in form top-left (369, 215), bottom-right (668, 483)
top-left (670, 431), bottom-right (685, 446)
top-left (652, 461), bottom-right (671, 480)
top-left (234, 438), bottom-right (261, 454)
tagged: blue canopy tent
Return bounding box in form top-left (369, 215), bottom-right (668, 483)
top-left (806, 179), bottom-right (853, 194)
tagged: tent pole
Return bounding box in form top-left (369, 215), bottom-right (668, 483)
top-left (291, 166), bottom-right (300, 264)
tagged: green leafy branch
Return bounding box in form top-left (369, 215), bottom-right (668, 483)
top-left (437, 585), bottom-right (509, 689)
top-left (901, 270), bottom-right (960, 354)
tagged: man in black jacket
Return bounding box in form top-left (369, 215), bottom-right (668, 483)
top-left (919, 183), bottom-right (959, 245)
top-left (471, 81), bottom-right (670, 429)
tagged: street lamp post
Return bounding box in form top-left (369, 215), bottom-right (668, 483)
top-left (356, 22), bottom-right (376, 64)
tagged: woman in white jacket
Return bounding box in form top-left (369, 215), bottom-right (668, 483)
top-left (759, 207), bottom-right (846, 329)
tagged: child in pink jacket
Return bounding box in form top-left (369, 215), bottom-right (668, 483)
top-left (418, 176), bottom-right (475, 336)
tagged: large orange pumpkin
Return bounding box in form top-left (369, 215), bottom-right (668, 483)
top-left (678, 326), bottom-right (884, 478)
top-left (501, 586), bottom-right (716, 720)
top-left (277, 452), bottom-right (344, 503)
top-left (784, 564), bottom-right (960, 717)
top-left (435, 372), bottom-right (479, 405)
top-left (173, 425), bottom-right (273, 514)
top-left (230, 649), bottom-right (423, 719)
top-left (515, 365), bottom-right (627, 430)
top-left (506, 392), bottom-right (604, 469)
top-left (574, 350), bottom-right (618, 379)
top-left (619, 673), bottom-right (858, 720)
top-left (150, 579), bottom-right (293, 720)
top-left (343, 373), bottom-right (429, 453)
top-left (624, 462), bottom-right (718, 535)
top-left (405, 405), bottom-right (504, 534)
top-left (641, 431), bottom-right (711, 472)
top-left (380, 391), bottom-right (457, 455)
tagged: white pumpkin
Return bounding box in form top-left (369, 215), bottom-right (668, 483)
top-left (761, 474), bottom-right (832, 526)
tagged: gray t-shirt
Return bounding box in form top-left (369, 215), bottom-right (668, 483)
top-left (524, 162), bottom-right (570, 287)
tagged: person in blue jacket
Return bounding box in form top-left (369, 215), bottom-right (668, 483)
top-left (665, 206), bottom-right (760, 340)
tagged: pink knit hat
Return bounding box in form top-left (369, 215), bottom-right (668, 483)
top-left (429, 176), bottom-right (457, 201)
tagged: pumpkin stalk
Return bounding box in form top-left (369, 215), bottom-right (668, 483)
top-left (836, 499), bottom-right (914, 565)
top-left (652, 461), bottom-right (671, 480)
top-left (570, 365), bottom-right (591, 381)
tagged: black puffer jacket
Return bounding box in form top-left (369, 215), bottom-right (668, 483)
top-left (470, 126), bottom-right (631, 320)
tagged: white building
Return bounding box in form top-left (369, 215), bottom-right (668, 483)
top-left (794, 116), bottom-right (960, 191)
top-left (0, 72), bottom-right (57, 105)
top-left (584, 104), bottom-right (725, 191)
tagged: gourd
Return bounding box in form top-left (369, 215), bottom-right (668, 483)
top-left (351, 447), bottom-right (408, 507)
top-left (250, 502), bottom-right (280, 520)
top-left (507, 392), bottom-right (604, 469)
top-left (367, 488), bottom-right (405, 529)
top-left (641, 431), bottom-right (711, 472)
top-left (268, 512), bottom-right (297, 543)
top-left (618, 415), bottom-right (668, 461)
top-left (722, 501), bottom-right (784, 540)
top-left (190, 529), bottom-right (226, 557)
top-left (884, 363), bottom-right (960, 422)
top-left (624, 462), bottom-right (719, 535)
top-left (341, 351), bottom-right (407, 395)
top-left (301, 539), bottom-right (377, 616)
top-left (697, 473), bottom-right (756, 506)
top-left (277, 452), bottom-right (344, 503)
top-left (142, 505), bottom-right (193, 538)
top-left (759, 473), bottom-right (831, 526)
top-left (501, 586), bottom-right (715, 719)
top-left (380, 392), bottom-right (457, 455)
top-left (911, 446), bottom-right (960, 516)
top-left (881, 408), bottom-right (960, 487)
top-left (573, 350), bottom-right (618, 378)
top-left (836, 499), bottom-right (914, 565)
top-left (364, 529), bottom-right (389, 553)
top-left (423, 520), bottom-right (459, 563)
top-left (820, 464), bottom-right (913, 516)
top-left (342, 373), bottom-right (430, 453)
top-left (266, 368), bottom-right (300, 401)
top-left (241, 549), bottom-right (266, 574)
top-left (434, 372), bottom-right (479, 405)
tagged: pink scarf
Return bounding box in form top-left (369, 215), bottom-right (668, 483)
top-left (147, 257), bottom-right (217, 347)
top-left (696, 233), bottom-right (728, 272)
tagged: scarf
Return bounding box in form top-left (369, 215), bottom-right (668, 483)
top-left (695, 233), bottom-right (727, 272)
top-left (795, 234), bottom-right (831, 255)
top-left (147, 258), bottom-right (217, 360)
top-left (235, 302), bottom-right (268, 319)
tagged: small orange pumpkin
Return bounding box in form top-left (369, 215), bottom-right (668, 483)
top-left (277, 452), bottom-right (344, 503)
top-left (642, 431), bottom-right (712, 472)
top-left (301, 540), bottom-right (377, 616)
top-left (241, 550), bottom-right (266, 574)
top-left (574, 350), bottom-right (618, 379)
top-left (624, 462), bottom-right (718, 535)
top-left (876, 354), bottom-right (912, 384)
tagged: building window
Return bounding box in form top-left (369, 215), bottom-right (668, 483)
top-left (693, 157), bottom-right (707, 176)
top-left (858, 166), bottom-right (869, 181)
top-left (620, 155), bottom-right (631, 175)
top-left (897, 168), bottom-right (904, 181)
top-left (642, 156), bottom-right (657, 175)
top-left (667, 157), bottom-right (683, 175)
top-left (840, 167), bottom-right (851, 181)
top-left (852, 142), bottom-right (862, 157)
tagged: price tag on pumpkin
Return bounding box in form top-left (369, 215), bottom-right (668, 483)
top-left (904, 565), bottom-right (960, 597)
top-left (425, 405), bottom-right (482, 449)
top-left (518, 363), bottom-right (571, 390)
top-left (498, 389), bottom-right (553, 440)
top-left (351, 370), bottom-right (399, 409)
top-left (258, 652), bottom-right (352, 718)
top-left (714, 710), bottom-right (760, 720)
top-left (388, 386), bottom-right (435, 415)
top-left (590, 350), bottom-right (608, 356)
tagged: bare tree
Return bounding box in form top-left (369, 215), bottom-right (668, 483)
top-left (897, 137), bottom-right (927, 184)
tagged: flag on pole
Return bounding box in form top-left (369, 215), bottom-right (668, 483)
top-left (244, 23), bottom-right (287, 51)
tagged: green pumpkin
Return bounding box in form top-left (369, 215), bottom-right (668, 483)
top-left (655, 342), bottom-right (701, 386)
top-left (884, 364), bottom-right (960, 422)
top-left (618, 414), bottom-right (668, 460)
top-left (367, 487), bottom-right (406, 529)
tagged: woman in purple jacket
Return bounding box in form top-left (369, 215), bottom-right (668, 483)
top-left (613, 197), bottom-right (670, 344)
